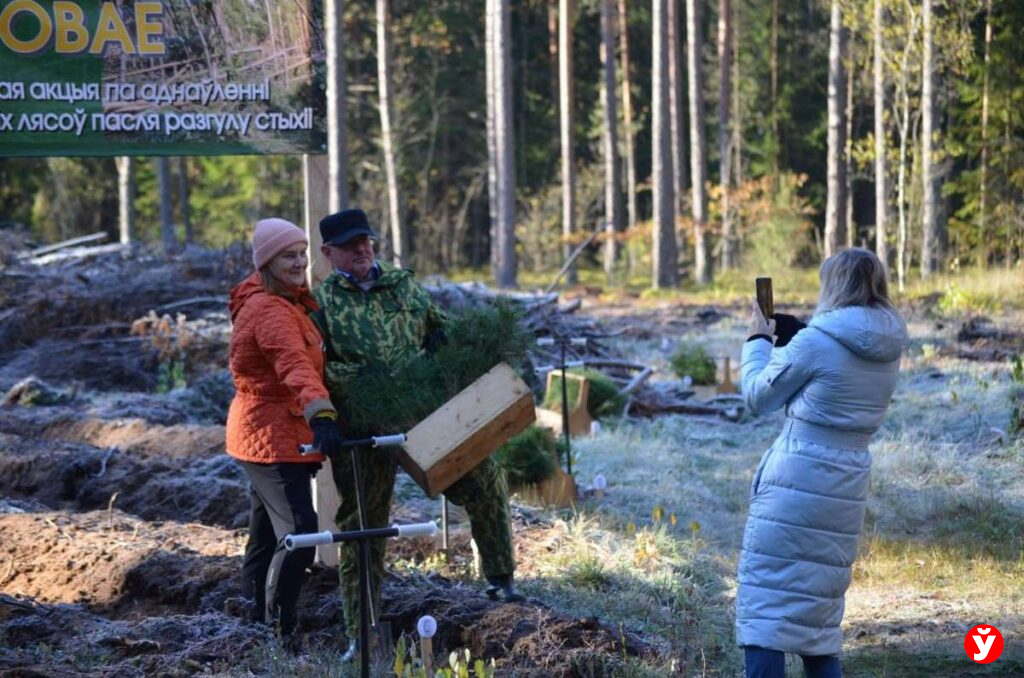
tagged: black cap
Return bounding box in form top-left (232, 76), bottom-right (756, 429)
top-left (319, 209), bottom-right (378, 246)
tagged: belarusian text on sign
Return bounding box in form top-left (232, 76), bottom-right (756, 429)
top-left (0, 0), bottom-right (325, 157)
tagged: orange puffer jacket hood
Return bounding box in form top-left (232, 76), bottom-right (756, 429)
top-left (225, 273), bottom-right (334, 464)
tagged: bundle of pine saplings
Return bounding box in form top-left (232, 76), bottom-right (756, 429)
top-left (341, 298), bottom-right (533, 436)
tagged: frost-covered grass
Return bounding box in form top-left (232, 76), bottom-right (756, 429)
top-left (513, 287), bottom-right (1024, 675)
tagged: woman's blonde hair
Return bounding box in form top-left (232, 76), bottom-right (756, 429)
top-left (816, 247), bottom-right (893, 313)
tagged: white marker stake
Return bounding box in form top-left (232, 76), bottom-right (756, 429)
top-left (417, 615), bottom-right (437, 675)
top-left (593, 474), bottom-right (607, 499)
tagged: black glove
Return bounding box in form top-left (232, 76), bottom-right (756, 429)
top-left (310, 415), bottom-right (345, 459)
top-left (421, 329), bottom-right (447, 355)
top-left (771, 313), bottom-right (807, 348)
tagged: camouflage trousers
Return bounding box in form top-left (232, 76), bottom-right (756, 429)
top-left (330, 448), bottom-right (514, 639)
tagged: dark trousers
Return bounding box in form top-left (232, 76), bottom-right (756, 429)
top-left (744, 647), bottom-right (841, 678)
top-left (331, 449), bottom-right (514, 640)
top-left (238, 460), bottom-right (319, 631)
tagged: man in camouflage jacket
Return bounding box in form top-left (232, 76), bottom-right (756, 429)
top-left (311, 209), bottom-right (522, 644)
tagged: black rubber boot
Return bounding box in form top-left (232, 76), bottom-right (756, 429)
top-left (485, 574), bottom-right (525, 603)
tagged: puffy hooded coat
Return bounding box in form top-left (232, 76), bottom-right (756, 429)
top-left (225, 273), bottom-right (334, 464)
top-left (736, 305), bottom-right (908, 656)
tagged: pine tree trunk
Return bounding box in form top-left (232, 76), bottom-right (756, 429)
top-left (549, 0), bottom-right (560, 162)
top-left (978, 0), bottom-right (992, 266)
top-left (731, 8), bottom-right (743, 258)
top-left (920, 0), bottom-right (939, 277)
top-left (117, 157), bottom-right (135, 245)
top-left (718, 0), bottom-right (735, 270)
top-left (326, 0), bottom-right (348, 212)
top-left (618, 0), bottom-right (638, 275)
top-left (897, 71), bottom-right (910, 293)
top-left (668, 0), bottom-right (688, 233)
top-left (845, 45), bottom-right (855, 249)
top-left (873, 0), bottom-right (888, 265)
top-left (559, 0), bottom-right (577, 285)
top-left (770, 0), bottom-right (779, 182)
top-left (824, 0), bottom-right (847, 259)
top-left (686, 0), bottom-right (711, 283)
top-left (601, 0), bottom-right (623, 280)
top-left (486, 0), bottom-right (498, 272)
top-left (156, 157), bottom-right (175, 254)
top-left (492, 0), bottom-right (517, 287)
top-left (653, 0), bottom-right (678, 288)
top-left (376, 0), bottom-right (405, 265)
top-left (177, 157), bottom-right (192, 244)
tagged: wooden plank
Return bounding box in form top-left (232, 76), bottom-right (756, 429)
top-left (311, 457), bottom-right (340, 567)
top-left (399, 363), bottom-right (536, 497)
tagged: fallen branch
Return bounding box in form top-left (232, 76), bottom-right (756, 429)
top-left (622, 367), bottom-right (655, 395)
top-left (544, 221), bottom-right (605, 294)
top-left (21, 231), bottom-right (107, 259)
top-left (153, 296), bottom-right (228, 313)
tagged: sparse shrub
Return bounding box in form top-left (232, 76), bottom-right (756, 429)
top-left (1011, 354), bottom-right (1024, 384)
top-left (738, 173), bottom-right (817, 274)
top-left (564, 553), bottom-right (611, 590)
top-left (669, 344), bottom-right (717, 385)
top-left (391, 638), bottom-right (496, 678)
top-left (493, 426), bottom-right (557, 487)
top-left (132, 310), bottom-right (194, 392)
top-left (1009, 386), bottom-right (1024, 439)
top-left (937, 281), bottom-right (1001, 316)
top-left (1008, 356), bottom-right (1024, 439)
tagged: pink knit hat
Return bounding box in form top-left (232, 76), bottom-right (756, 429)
top-left (252, 218), bottom-right (308, 270)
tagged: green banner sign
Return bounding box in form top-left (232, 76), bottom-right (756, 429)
top-left (0, 0), bottom-right (326, 157)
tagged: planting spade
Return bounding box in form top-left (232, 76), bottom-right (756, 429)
top-left (717, 356), bottom-right (739, 394)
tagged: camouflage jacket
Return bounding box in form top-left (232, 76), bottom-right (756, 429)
top-left (311, 263), bottom-right (446, 405)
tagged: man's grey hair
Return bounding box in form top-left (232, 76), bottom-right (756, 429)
top-left (816, 247), bottom-right (894, 314)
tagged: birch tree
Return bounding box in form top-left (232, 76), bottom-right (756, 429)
top-left (873, 0), bottom-right (888, 264)
top-left (977, 0), bottom-right (992, 261)
top-left (326, 0), bottom-right (348, 212)
top-left (920, 0), bottom-right (939, 277)
top-left (377, 0), bottom-right (405, 264)
top-left (824, 0), bottom-right (848, 259)
top-left (117, 157), bottom-right (135, 245)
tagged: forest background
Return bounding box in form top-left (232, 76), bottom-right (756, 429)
top-left (1, 0), bottom-right (1021, 292)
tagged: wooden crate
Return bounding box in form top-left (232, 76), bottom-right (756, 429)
top-left (396, 362), bottom-right (536, 498)
top-left (535, 371), bottom-right (594, 437)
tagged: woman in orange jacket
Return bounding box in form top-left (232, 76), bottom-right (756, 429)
top-left (226, 218), bottom-right (344, 638)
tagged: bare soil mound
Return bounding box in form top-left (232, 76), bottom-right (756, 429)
top-left (0, 507), bottom-right (649, 676)
top-left (0, 412), bottom-right (247, 528)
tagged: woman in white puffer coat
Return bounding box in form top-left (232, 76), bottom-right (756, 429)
top-left (737, 248), bottom-right (908, 678)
